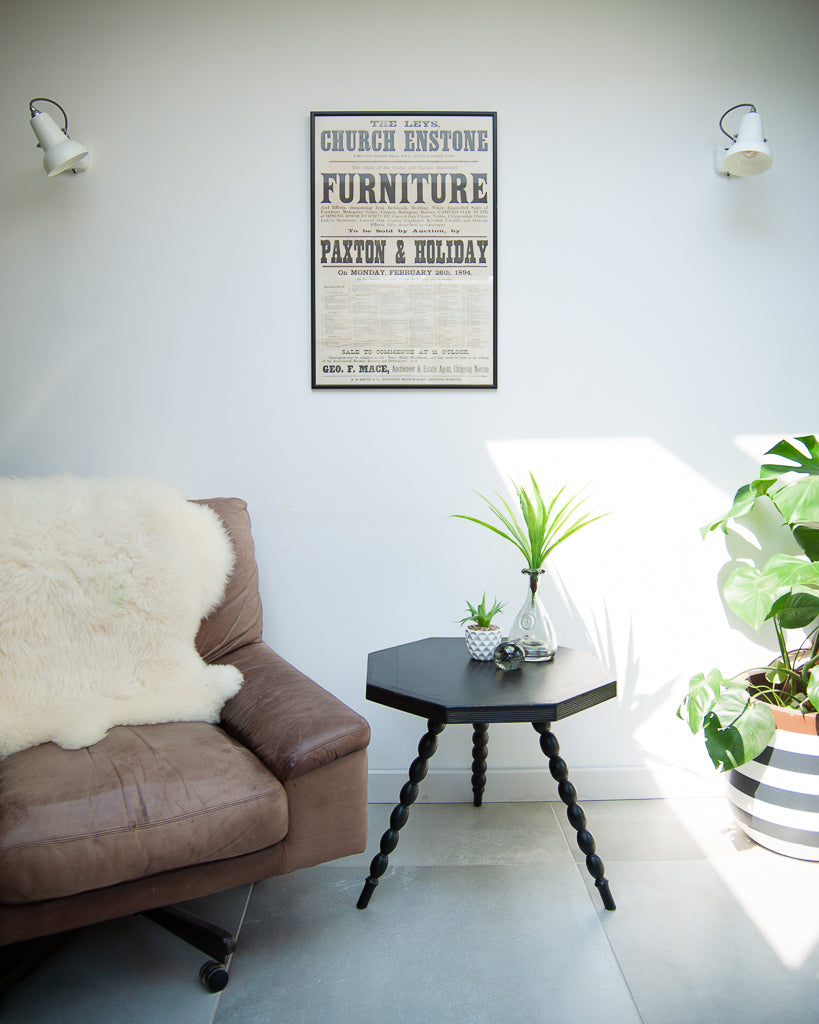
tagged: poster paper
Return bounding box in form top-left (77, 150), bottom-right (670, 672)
top-left (311, 111), bottom-right (497, 389)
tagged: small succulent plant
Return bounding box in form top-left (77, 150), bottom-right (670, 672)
top-left (459, 594), bottom-right (505, 629)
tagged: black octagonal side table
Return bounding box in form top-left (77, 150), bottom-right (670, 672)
top-left (356, 637), bottom-right (617, 912)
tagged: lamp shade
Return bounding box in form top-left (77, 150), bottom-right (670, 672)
top-left (29, 109), bottom-right (89, 176)
top-left (723, 111), bottom-right (773, 176)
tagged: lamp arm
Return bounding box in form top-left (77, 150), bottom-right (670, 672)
top-left (718, 103), bottom-right (757, 142)
top-left (28, 97), bottom-right (71, 136)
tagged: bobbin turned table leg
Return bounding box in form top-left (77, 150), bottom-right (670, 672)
top-left (357, 718), bottom-right (446, 909)
top-left (471, 723), bottom-right (489, 807)
top-left (532, 721), bottom-right (616, 911)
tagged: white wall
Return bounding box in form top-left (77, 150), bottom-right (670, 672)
top-left (2, 0), bottom-right (818, 800)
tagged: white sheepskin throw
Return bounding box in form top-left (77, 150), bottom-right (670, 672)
top-left (0, 475), bottom-right (243, 758)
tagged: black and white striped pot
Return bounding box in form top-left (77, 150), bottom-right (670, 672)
top-left (727, 703), bottom-right (819, 860)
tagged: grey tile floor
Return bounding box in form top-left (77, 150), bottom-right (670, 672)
top-left (2, 798), bottom-right (818, 1024)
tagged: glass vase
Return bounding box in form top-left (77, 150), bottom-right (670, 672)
top-left (508, 568), bottom-right (557, 662)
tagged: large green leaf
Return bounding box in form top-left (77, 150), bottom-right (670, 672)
top-left (723, 566), bottom-right (781, 632)
top-left (808, 667), bottom-right (819, 713)
top-left (723, 555), bottom-right (819, 631)
top-left (759, 437), bottom-right (819, 559)
top-left (702, 436), bottom-right (819, 541)
top-left (760, 435), bottom-right (819, 481)
top-left (678, 669), bottom-right (751, 732)
top-left (769, 477), bottom-right (819, 531)
top-left (678, 670), bottom-right (722, 733)
top-left (703, 690), bottom-right (776, 772)
top-left (702, 483), bottom-right (761, 536)
top-left (793, 523), bottom-right (819, 562)
top-left (766, 589), bottom-right (819, 630)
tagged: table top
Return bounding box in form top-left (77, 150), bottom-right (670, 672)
top-left (366, 637), bottom-right (617, 724)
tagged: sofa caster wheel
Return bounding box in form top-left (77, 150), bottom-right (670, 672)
top-left (199, 960), bottom-right (229, 993)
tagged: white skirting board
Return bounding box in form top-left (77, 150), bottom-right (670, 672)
top-left (367, 765), bottom-right (722, 803)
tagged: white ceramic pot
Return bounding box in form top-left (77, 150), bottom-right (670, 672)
top-left (464, 624), bottom-right (502, 661)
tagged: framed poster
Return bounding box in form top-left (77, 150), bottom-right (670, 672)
top-left (311, 111), bottom-right (497, 389)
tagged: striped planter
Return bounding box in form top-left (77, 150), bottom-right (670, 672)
top-left (727, 704), bottom-right (819, 860)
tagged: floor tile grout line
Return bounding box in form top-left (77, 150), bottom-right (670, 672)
top-left (548, 846), bottom-right (647, 1024)
top-left (599, 915), bottom-right (647, 1023)
top-left (546, 794), bottom-right (643, 1020)
top-left (573, 867), bottom-right (647, 1024)
top-left (550, 800), bottom-right (647, 1024)
top-left (548, 800), bottom-right (575, 859)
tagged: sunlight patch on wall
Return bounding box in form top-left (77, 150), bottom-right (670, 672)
top-left (483, 436), bottom-right (767, 787)
top-left (733, 434), bottom-right (791, 462)
top-left (484, 435), bottom-right (735, 662)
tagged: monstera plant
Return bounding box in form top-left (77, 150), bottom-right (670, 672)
top-left (679, 435), bottom-right (819, 772)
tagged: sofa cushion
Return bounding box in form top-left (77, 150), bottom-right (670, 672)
top-left (194, 498), bottom-right (264, 663)
top-left (0, 722), bottom-right (288, 904)
top-left (221, 641), bottom-right (371, 781)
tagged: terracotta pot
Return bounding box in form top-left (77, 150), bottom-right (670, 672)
top-left (726, 702), bottom-right (819, 860)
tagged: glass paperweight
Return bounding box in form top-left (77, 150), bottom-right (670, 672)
top-left (493, 641), bottom-right (525, 672)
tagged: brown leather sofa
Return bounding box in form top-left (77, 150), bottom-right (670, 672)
top-left (0, 497), bottom-right (370, 991)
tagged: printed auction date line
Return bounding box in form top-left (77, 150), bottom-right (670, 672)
top-left (322, 269), bottom-right (476, 276)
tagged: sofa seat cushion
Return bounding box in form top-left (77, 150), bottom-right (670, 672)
top-left (0, 722), bottom-right (288, 904)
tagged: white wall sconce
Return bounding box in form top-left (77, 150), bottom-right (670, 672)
top-left (28, 98), bottom-right (89, 176)
top-left (714, 103), bottom-right (773, 177)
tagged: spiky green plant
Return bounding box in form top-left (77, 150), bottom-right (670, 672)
top-left (459, 594), bottom-right (505, 628)
top-left (453, 473), bottom-right (608, 571)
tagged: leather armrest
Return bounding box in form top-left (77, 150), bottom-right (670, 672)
top-left (217, 641), bottom-right (370, 781)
